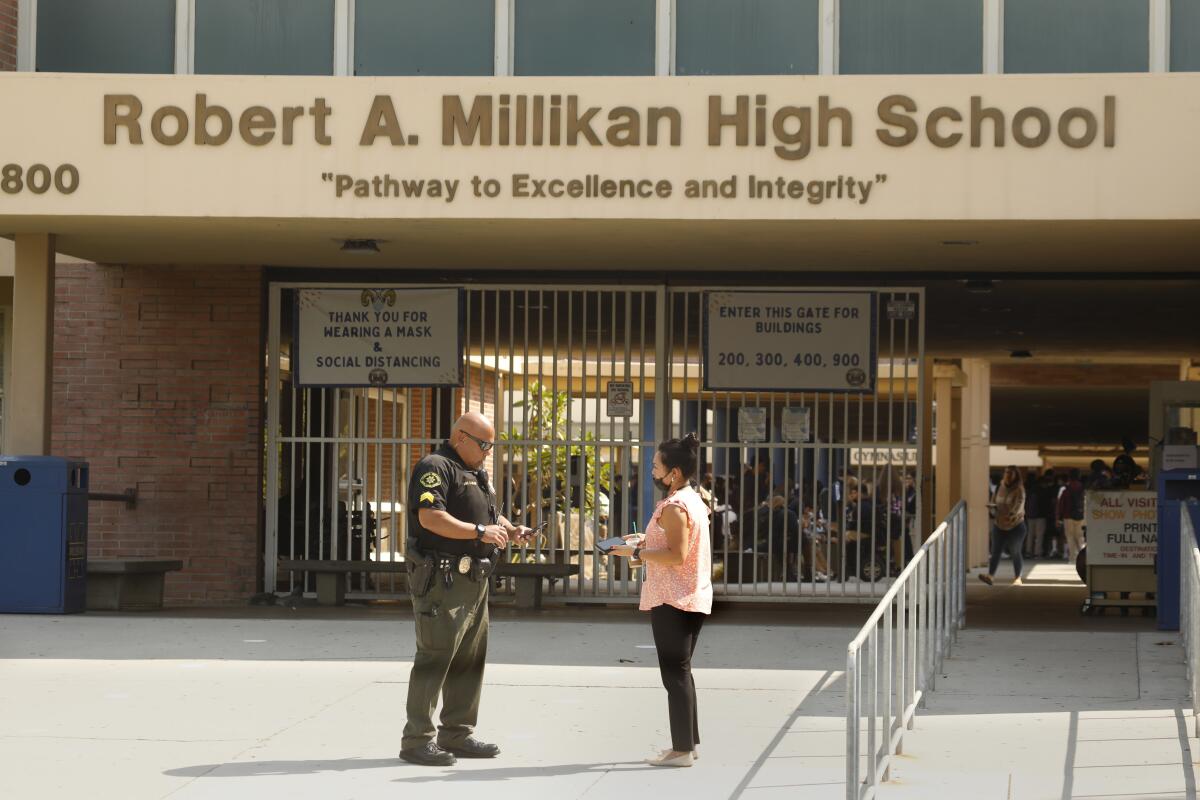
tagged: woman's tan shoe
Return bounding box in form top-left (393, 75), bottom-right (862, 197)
top-left (645, 749), bottom-right (695, 767)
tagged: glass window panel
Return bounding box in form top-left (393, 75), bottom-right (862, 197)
top-left (355, 0), bottom-right (494, 75)
top-left (1005, 0), bottom-right (1148, 73)
top-left (36, 0), bottom-right (175, 74)
top-left (839, 0), bottom-right (983, 75)
top-left (676, 0), bottom-right (819, 75)
top-left (515, 0), bottom-right (655, 76)
top-left (1172, 0), bottom-right (1200, 72)
top-left (195, 0), bottom-right (335, 76)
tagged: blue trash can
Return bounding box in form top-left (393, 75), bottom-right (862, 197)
top-left (0, 456), bottom-right (89, 613)
top-left (1155, 468), bottom-right (1200, 630)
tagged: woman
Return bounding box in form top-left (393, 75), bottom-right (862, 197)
top-left (980, 465), bottom-right (1027, 586)
top-left (611, 433), bottom-right (713, 768)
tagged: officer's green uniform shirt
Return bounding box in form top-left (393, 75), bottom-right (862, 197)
top-left (409, 442), bottom-right (494, 557)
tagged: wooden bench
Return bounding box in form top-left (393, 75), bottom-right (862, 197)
top-left (87, 559), bottom-right (184, 611)
top-left (494, 562), bottom-right (581, 609)
top-left (278, 558), bottom-right (407, 606)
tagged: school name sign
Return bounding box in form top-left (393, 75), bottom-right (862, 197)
top-left (295, 288), bottom-right (462, 387)
top-left (1, 72), bottom-right (1197, 221)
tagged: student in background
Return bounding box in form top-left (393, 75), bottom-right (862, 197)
top-left (980, 466), bottom-right (1027, 586)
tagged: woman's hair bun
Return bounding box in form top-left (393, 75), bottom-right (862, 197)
top-left (682, 432), bottom-right (700, 450)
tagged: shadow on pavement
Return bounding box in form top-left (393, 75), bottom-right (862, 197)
top-left (393, 761), bottom-right (646, 782)
top-left (164, 757), bottom-right (401, 777)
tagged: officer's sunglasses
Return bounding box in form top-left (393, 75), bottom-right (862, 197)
top-left (461, 430), bottom-right (495, 452)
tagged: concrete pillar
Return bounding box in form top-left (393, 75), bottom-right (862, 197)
top-left (933, 361), bottom-right (965, 533)
top-left (0, 278), bottom-right (12, 452)
top-left (1181, 361), bottom-right (1199, 432)
top-left (961, 358), bottom-right (992, 567)
top-left (5, 234), bottom-right (55, 455)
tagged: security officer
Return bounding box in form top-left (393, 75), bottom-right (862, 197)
top-left (399, 412), bottom-right (534, 766)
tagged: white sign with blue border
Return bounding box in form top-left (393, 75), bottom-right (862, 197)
top-left (704, 291), bottom-right (877, 392)
top-left (295, 287), bottom-right (463, 387)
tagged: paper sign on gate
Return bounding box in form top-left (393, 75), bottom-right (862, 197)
top-left (606, 381), bottom-right (634, 417)
top-left (1085, 491), bottom-right (1157, 565)
top-left (738, 407), bottom-right (767, 443)
top-left (782, 407), bottom-right (811, 442)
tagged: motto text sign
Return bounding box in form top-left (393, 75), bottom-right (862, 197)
top-left (703, 291), bottom-right (876, 392)
top-left (1086, 491), bottom-right (1157, 566)
top-left (296, 288), bottom-right (462, 387)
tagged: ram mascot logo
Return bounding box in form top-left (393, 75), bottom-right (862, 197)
top-left (360, 288), bottom-right (397, 312)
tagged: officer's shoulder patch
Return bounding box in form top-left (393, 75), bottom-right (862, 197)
top-left (419, 472), bottom-right (442, 488)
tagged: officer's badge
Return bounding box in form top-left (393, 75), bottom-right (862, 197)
top-left (419, 491), bottom-right (435, 505)
top-left (419, 472), bottom-right (441, 488)
top-left (457, 555), bottom-right (473, 575)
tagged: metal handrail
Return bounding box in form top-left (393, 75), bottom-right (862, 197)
top-left (845, 500), bottom-right (967, 800)
top-left (1180, 506), bottom-right (1200, 738)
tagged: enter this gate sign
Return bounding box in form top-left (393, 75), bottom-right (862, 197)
top-left (703, 291), bottom-right (877, 392)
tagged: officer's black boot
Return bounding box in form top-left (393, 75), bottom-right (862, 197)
top-left (439, 736), bottom-right (501, 758)
top-left (399, 741), bottom-right (457, 766)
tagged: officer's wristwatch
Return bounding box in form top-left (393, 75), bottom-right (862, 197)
top-left (474, 523), bottom-right (486, 541)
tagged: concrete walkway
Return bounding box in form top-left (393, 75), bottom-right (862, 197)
top-left (2, 563), bottom-right (1195, 800)
top-left (876, 563), bottom-right (1199, 800)
top-left (0, 608), bottom-right (857, 800)
top-left (875, 629), bottom-right (1198, 800)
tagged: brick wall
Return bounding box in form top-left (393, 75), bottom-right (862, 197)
top-left (52, 263), bottom-right (264, 606)
top-left (0, 0), bottom-right (17, 72)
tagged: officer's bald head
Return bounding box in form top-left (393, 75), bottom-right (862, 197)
top-left (451, 412), bottom-right (495, 468)
top-left (454, 412), bottom-right (494, 439)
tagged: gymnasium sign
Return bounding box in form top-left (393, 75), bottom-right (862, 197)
top-left (1085, 491), bottom-right (1157, 565)
top-left (295, 287), bottom-right (462, 387)
top-left (703, 291), bottom-right (876, 392)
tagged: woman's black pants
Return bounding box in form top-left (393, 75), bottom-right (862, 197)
top-left (650, 604), bottom-right (705, 752)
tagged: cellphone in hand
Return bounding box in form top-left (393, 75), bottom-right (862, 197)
top-left (595, 536), bottom-right (628, 553)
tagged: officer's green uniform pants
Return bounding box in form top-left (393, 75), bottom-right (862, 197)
top-left (402, 570), bottom-right (489, 750)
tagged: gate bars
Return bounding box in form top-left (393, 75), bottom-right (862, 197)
top-left (265, 283), bottom-right (924, 602)
top-left (664, 288), bottom-right (925, 603)
top-left (265, 285), bottom-right (658, 600)
top-left (845, 500), bottom-right (967, 800)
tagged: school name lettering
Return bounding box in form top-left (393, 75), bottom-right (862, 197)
top-left (102, 93), bottom-right (1117, 159)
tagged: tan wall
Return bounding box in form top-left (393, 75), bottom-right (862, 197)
top-left (0, 73), bottom-right (1197, 223)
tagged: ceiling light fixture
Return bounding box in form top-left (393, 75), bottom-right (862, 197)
top-left (964, 278), bottom-right (995, 293)
top-left (340, 238), bottom-right (381, 254)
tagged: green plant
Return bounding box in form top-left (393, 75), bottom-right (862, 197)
top-left (502, 382), bottom-right (611, 513)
